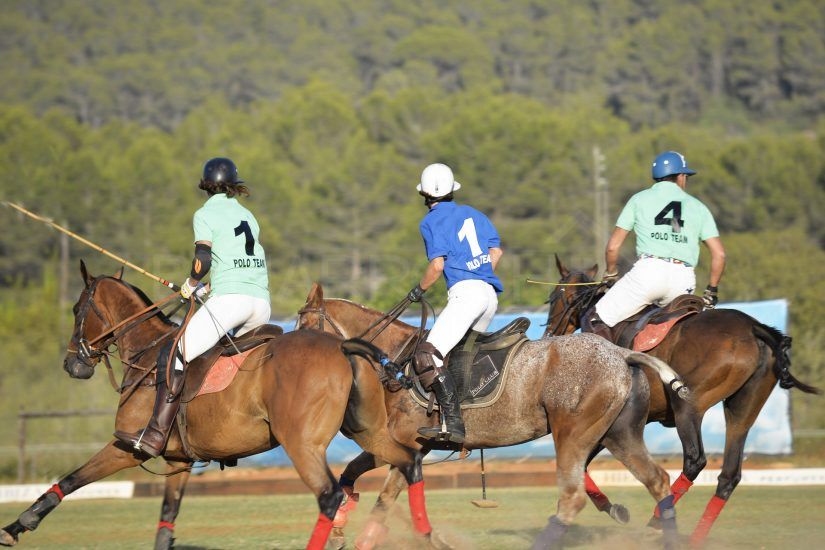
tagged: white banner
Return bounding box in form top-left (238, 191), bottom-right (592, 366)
top-left (589, 468), bottom-right (825, 487)
top-left (0, 481), bottom-right (134, 504)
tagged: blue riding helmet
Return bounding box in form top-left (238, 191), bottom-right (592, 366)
top-left (652, 151), bottom-right (696, 180)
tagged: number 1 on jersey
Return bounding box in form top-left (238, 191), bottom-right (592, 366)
top-left (234, 220), bottom-right (255, 256)
top-left (458, 218), bottom-right (483, 257)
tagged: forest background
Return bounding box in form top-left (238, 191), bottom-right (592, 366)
top-left (0, 0), bottom-right (823, 479)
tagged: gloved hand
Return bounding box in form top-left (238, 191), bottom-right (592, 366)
top-left (703, 285), bottom-right (718, 309)
top-left (180, 278), bottom-right (208, 300)
top-left (602, 270), bottom-right (619, 286)
top-left (407, 284), bottom-right (425, 303)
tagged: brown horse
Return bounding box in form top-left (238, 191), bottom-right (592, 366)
top-left (544, 256), bottom-right (820, 546)
top-left (0, 263), bottom-right (436, 550)
top-left (297, 283), bottom-right (692, 550)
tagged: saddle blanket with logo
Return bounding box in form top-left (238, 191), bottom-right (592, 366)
top-left (409, 318), bottom-right (530, 410)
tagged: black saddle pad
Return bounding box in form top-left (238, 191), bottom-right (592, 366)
top-left (409, 332), bottom-right (528, 410)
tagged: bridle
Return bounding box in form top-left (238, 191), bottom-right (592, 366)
top-left (296, 302), bottom-right (347, 338)
top-left (544, 277), bottom-right (604, 336)
top-left (68, 277), bottom-right (182, 389)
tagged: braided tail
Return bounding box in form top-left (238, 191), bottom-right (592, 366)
top-left (753, 323), bottom-right (820, 395)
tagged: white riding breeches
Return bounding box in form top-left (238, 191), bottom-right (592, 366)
top-left (174, 293), bottom-right (271, 371)
top-left (426, 279), bottom-right (499, 368)
top-left (595, 257), bottom-right (696, 328)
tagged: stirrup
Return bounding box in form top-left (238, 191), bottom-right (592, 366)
top-left (417, 426), bottom-right (465, 444)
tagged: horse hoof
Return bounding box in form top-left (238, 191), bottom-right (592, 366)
top-left (153, 527), bottom-right (175, 550)
top-left (0, 529), bottom-right (18, 547)
top-left (646, 514), bottom-right (663, 530)
top-left (608, 504), bottom-right (630, 525)
top-left (328, 527), bottom-right (346, 550)
top-left (354, 520), bottom-right (388, 550)
top-left (426, 529), bottom-right (454, 550)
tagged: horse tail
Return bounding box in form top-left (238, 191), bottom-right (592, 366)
top-left (625, 352), bottom-right (691, 402)
top-left (752, 323), bottom-right (821, 395)
top-left (340, 338), bottom-right (405, 389)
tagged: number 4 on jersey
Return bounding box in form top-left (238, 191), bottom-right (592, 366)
top-left (654, 201), bottom-right (685, 233)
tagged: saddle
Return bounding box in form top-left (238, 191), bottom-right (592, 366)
top-left (410, 317), bottom-right (530, 410)
top-left (598, 294), bottom-right (703, 351)
top-left (180, 324), bottom-right (283, 403)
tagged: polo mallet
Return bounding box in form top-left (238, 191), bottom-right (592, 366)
top-left (3, 201), bottom-right (179, 291)
top-left (471, 449), bottom-right (498, 508)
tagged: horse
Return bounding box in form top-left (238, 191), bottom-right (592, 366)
top-left (543, 255), bottom-right (820, 546)
top-left (0, 262), bottom-right (438, 550)
top-left (297, 282), bottom-right (692, 550)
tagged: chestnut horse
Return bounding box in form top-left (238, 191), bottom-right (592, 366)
top-left (0, 263), bottom-right (435, 550)
top-left (543, 256), bottom-right (820, 546)
top-left (297, 283), bottom-right (691, 550)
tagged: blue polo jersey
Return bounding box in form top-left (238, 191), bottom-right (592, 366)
top-left (419, 202), bottom-right (503, 292)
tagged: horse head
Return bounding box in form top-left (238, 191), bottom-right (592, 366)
top-left (543, 254), bottom-right (600, 337)
top-left (63, 260), bottom-right (125, 379)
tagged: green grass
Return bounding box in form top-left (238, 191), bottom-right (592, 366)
top-left (1, 486), bottom-right (823, 549)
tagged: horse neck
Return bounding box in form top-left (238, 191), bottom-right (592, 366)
top-left (327, 300), bottom-right (416, 356)
top-left (94, 279), bottom-right (175, 359)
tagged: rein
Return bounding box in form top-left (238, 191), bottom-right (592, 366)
top-left (297, 295), bottom-right (433, 389)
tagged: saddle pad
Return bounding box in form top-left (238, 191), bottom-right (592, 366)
top-left (632, 312), bottom-right (696, 352)
top-left (195, 349), bottom-right (252, 398)
top-left (408, 338), bottom-right (527, 410)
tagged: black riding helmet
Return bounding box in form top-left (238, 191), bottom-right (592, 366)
top-left (201, 157), bottom-right (243, 185)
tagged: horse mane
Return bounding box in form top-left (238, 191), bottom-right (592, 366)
top-left (113, 278), bottom-right (177, 327)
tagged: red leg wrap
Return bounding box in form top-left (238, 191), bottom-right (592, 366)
top-left (671, 472), bottom-right (694, 503)
top-left (306, 513), bottom-right (334, 550)
top-left (407, 481), bottom-right (432, 535)
top-left (584, 472), bottom-right (610, 511)
top-left (158, 521), bottom-right (175, 531)
top-left (690, 495), bottom-right (727, 547)
top-left (46, 484), bottom-right (65, 501)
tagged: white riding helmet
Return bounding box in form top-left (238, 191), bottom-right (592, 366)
top-left (416, 163), bottom-right (461, 198)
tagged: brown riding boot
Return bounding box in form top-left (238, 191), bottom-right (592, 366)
top-left (114, 371), bottom-right (181, 457)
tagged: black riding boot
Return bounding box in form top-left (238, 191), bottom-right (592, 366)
top-left (418, 371), bottom-right (465, 444)
top-left (114, 370), bottom-right (182, 457)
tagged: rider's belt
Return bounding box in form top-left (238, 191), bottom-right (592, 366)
top-left (638, 254), bottom-right (692, 268)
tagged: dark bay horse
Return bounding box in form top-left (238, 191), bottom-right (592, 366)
top-left (298, 283), bottom-right (691, 550)
top-left (544, 256), bottom-right (820, 546)
top-left (0, 263), bottom-right (435, 550)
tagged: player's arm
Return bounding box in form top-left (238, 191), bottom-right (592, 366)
top-left (419, 256), bottom-right (444, 291)
top-left (703, 237), bottom-right (726, 287)
top-left (489, 247), bottom-right (503, 270)
top-left (604, 227), bottom-right (630, 276)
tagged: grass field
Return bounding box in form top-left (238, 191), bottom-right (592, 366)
top-left (1, 486), bottom-right (823, 549)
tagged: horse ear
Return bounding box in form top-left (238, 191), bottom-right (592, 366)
top-left (585, 264), bottom-right (599, 280)
top-left (79, 259), bottom-right (92, 287)
top-left (306, 282), bottom-right (324, 306)
top-left (113, 266), bottom-right (124, 280)
top-left (554, 254), bottom-right (570, 278)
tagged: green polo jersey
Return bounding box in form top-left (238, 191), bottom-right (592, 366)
top-left (615, 181), bottom-right (719, 267)
top-left (192, 194), bottom-right (270, 301)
